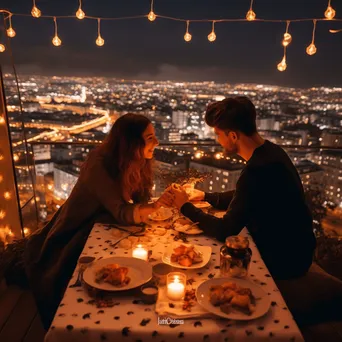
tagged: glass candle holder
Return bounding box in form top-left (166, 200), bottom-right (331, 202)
top-left (132, 243), bottom-right (148, 261)
top-left (166, 272), bottom-right (186, 301)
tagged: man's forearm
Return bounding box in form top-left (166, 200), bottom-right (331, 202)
top-left (205, 190), bottom-right (235, 210)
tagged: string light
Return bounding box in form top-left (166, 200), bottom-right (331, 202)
top-left (31, 0), bottom-right (41, 18)
top-left (0, 116), bottom-right (4, 124)
top-left (324, 0), bottom-right (336, 20)
top-left (277, 48), bottom-right (287, 72)
top-left (76, 0), bottom-right (85, 20)
top-left (0, 210), bottom-right (5, 220)
top-left (329, 28), bottom-right (342, 33)
top-left (282, 21), bottom-right (292, 47)
top-left (0, 175), bottom-right (3, 183)
top-left (0, 44), bottom-right (5, 53)
top-left (215, 152), bottom-right (222, 160)
top-left (246, 0), bottom-right (256, 21)
top-left (148, 0), bottom-right (156, 21)
top-left (96, 19), bottom-right (104, 46)
top-left (306, 20), bottom-right (317, 55)
top-left (208, 21), bottom-right (216, 42)
top-left (13, 154), bottom-right (19, 162)
top-left (52, 17), bottom-right (62, 47)
top-left (6, 14), bottom-right (16, 38)
top-left (4, 191), bottom-right (11, 200)
top-left (184, 20), bottom-right (192, 42)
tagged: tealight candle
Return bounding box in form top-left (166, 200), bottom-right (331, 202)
top-left (167, 272), bottom-right (186, 301)
top-left (132, 243), bottom-right (148, 261)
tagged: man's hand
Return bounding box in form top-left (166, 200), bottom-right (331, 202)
top-left (182, 184), bottom-right (205, 201)
top-left (170, 186), bottom-right (190, 209)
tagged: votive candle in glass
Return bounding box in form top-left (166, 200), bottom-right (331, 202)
top-left (132, 243), bottom-right (148, 261)
top-left (167, 272), bottom-right (186, 301)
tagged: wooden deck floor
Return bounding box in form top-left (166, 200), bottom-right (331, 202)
top-left (0, 281), bottom-right (341, 342)
top-left (0, 281), bottom-right (45, 342)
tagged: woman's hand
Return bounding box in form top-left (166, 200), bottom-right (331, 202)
top-left (154, 189), bottom-right (174, 208)
top-left (182, 184), bottom-right (205, 201)
top-left (170, 186), bottom-right (190, 209)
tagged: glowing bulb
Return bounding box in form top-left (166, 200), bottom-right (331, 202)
top-left (215, 152), bottom-right (222, 160)
top-left (325, 5), bottom-right (336, 20)
top-left (7, 27), bottom-right (16, 38)
top-left (208, 31), bottom-right (216, 42)
top-left (13, 154), bottom-right (19, 162)
top-left (96, 35), bottom-right (105, 46)
top-left (0, 154), bottom-right (3, 161)
top-left (184, 32), bottom-right (192, 42)
top-left (4, 192), bottom-right (11, 200)
top-left (277, 56), bottom-right (287, 72)
top-left (306, 43), bottom-right (317, 55)
top-left (31, 6), bottom-right (41, 18)
top-left (52, 35), bottom-right (62, 47)
top-left (195, 151), bottom-right (203, 159)
top-left (0, 210), bottom-right (5, 219)
top-left (23, 227), bottom-right (31, 236)
top-left (282, 33), bottom-right (292, 47)
top-left (0, 44), bottom-right (5, 53)
top-left (0, 116), bottom-right (4, 124)
top-left (148, 11), bottom-right (156, 21)
top-left (0, 175), bottom-right (3, 183)
top-left (76, 8), bottom-right (85, 20)
top-left (246, 9), bottom-right (256, 21)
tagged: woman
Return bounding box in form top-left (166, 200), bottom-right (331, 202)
top-left (21, 113), bottom-right (171, 329)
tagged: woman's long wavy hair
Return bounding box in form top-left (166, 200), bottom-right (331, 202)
top-left (101, 113), bottom-right (154, 202)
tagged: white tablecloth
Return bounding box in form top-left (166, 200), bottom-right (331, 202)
top-left (45, 222), bottom-right (304, 342)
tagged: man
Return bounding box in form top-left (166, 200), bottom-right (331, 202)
top-left (170, 96), bottom-right (316, 280)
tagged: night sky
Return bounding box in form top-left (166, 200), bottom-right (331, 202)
top-left (0, 0), bottom-right (342, 87)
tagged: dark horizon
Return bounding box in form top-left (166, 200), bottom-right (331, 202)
top-left (1, 0), bottom-right (342, 88)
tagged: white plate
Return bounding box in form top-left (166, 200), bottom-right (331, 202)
top-left (173, 222), bottom-right (203, 235)
top-left (149, 207), bottom-right (173, 221)
top-left (192, 201), bottom-right (211, 209)
top-left (196, 278), bottom-right (271, 320)
top-left (162, 242), bottom-right (211, 269)
top-left (83, 257), bottom-right (152, 291)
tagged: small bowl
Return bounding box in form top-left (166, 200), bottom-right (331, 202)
top-left (152, 263), bottom-right (174, 286)
top-left (140, 284), bottom-right (159, 304)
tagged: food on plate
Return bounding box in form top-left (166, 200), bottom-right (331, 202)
top-left (170, 244), bottom-right (203, 267)
top-left (145, 226), bottom-right (167, 236)
top-left (95, 263), bottom-right (130, 286)
top-left (118, 236), bottom-right (152, 250)
top-left (209, 281), bottom-right (255, 315)
top-left (118, 239), bottom-right (132, 249)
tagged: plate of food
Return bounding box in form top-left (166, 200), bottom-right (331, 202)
top-left (196, 278), bottom-right (271, 320)
top-left (83, 257), bottom-right (152, 291)
top-left (192, 201), bottom-right (211, 209)
top-left (162, 242), bottom-right (211, 269)
top-left (173, 217), bottom-right (203, 235)
top-left (149, 207), bottom-right (174, 221)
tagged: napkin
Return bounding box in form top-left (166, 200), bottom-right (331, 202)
top-left (155, 286), bottom-right (215, 319)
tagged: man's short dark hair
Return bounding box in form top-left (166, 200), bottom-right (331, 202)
top-left (205, 96), bottom-right (257, 136)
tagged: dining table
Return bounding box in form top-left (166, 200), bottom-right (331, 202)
top-left (44, 209), bottom-right (304, 342)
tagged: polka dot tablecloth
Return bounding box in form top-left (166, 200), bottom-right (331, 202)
top-left (45, 221), bottom-right (304, 342)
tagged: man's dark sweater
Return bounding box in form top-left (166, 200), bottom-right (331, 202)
top-left (181, 140), bottom-right (316, 280)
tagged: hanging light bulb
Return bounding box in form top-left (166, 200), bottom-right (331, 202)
top-left (96, 19), bottom-right (105, 46)
top-left (52, 17), bottom-right (62, 46)
top-left (148, 0), bottom-right (156, 21)
top-left (208, 21), bottom-right (216, 42)
top-left (148, 11), bottom-right (156, 21)
top-left (184, 20), bottom-right (192, 42)
top-left (31, 0), bottom-right (41, 18)
top-left (76, 0), bottom-right (85, 20)
top-left (277, 56), bottom-right (287, 72)
top-left (4, 191), bottom-right (11, 200)
top-left (306, 20), bottom-right (317, 55)
top-left (246, 10), bottom-right (256, 21)
top-left (282, 21), bottom-right (292, 47)
top-left (0, 175), bottom-right (3, 183)
top-left (246, 0), bottom-right (256, 21)
top-left (306, 43), bottom-right (317, 55)
top-left (0, 210), bottom-right (5, 220)
top-left (7, 15), bottom-right (16, 38)
top-left (0, 44), bottom-right (5, 53)
top-left (324, 1), bottom-right (336, 20)
top-left (0, 116), bottom-right (4, 124)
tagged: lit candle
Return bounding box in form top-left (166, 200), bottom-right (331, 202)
top-left (167, 272), bottom-right (186, 301)
top-left (132, 243), bottom-right (148, 261)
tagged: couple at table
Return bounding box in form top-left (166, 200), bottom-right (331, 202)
top-left (0, 96), bottom-right (320, 328)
